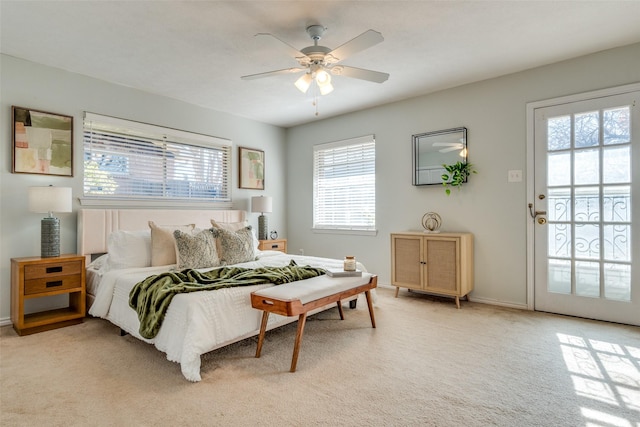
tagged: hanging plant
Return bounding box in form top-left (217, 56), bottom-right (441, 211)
top-left (441, 161), bottom-right (477, 195)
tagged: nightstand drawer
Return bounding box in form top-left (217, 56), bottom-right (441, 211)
top-left (259, 239), bottom-right (287, 252)
top-left (24, 275), bottom-right (82, 295)
top-left (24, 260), bottom-right (83, 280)
top-left (265, 241), bottom-right (285, 251)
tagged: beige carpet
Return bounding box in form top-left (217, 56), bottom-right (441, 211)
top-left (1, 287), bottom-right (638, 427)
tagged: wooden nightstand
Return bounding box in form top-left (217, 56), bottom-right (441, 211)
top-left (11, 254), bottom-right (86, 336)
top-left (258, 238), bottom-right (287, 253)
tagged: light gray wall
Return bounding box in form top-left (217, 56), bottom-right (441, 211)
top-left (2, 43), bottom-right (639, 322)
top-left (0, 55), bottom-right (286, 322)
top-left (285, 43), bottom-right (640, 307)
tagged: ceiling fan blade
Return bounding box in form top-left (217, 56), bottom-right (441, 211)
top-left (241, 67), bottom-right (306, 80)
top-left (330, 65), bottom-right (389, 83)
top-left (255, 33), bottom-right (309, 62)
top-left (433, 143), bottom-right (463, 147)
top-left (439, 146), bottom-right (461, 153)
top-left (325, 29), bottom-right (384, 63)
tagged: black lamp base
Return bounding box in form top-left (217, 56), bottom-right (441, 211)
top-left (41, 216), bottom-right (60, 258)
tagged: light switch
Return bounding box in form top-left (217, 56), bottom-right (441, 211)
top-left (508, 170), bottom-right (522, 182)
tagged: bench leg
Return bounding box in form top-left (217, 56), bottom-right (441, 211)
top-left (290, 313), bottom-right (307, 372)
top-left (255, 310), bottom-right (270, 358)
top-left (365, 290), bottom-right (376, 328)
top-left (336, 301), bottom-right (345, 320)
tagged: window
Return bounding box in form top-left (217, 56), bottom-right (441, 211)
top-left (83, 113), bottom-right (231, 206)
top-left (313, 135), bottom-right (376, 234)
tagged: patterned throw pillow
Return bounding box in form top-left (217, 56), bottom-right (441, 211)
top-left (211, 219), bottom-right (260, 252)
top-left (173, 228), bottom-right (220, 269)
top-left (211, 226), bottom-right (256, 265)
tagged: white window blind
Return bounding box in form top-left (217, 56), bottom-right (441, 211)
top-left (83, 113), bottom-right (231, 205)
top-left (313, 135), bottom-right (376, 232)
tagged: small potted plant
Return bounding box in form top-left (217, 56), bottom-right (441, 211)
top-left (441, 161), bottom-right (477, 195)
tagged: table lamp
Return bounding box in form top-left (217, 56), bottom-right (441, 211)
top-left (28, 186), bottom-right (72, 258)
top-left (251, 196), bottom-right (272, 240)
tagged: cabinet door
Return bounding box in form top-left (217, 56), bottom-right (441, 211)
top-left (391, 235), bottom-right (423, 289)
top-left (424, 237), bottom-right (459, 294)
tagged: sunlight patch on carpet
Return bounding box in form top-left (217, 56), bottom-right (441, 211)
top-left (557, 332), bottom-right (640, 426)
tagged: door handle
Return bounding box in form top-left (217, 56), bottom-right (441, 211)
top-left (528, 203), bottom-right (546, 219)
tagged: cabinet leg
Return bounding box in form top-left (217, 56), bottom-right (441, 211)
top-left (394, 287), bottom-right (400, 298)
top-left (455, 296), bottom-right (460, 309)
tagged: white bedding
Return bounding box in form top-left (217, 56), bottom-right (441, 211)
top-left (88, 251), bottom-right (371, 381)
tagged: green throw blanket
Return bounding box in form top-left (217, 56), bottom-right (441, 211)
top-left (129, 260), bottom-right (326, 339)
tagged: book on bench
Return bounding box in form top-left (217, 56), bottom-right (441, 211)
top-left (325, 269), bottom-right (363, 277)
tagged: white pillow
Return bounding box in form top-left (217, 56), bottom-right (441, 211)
top-left (210, 219), bottom-right (248, 231)
top-left (106, 230), bottom-right (152, 270)
top-left (211, 219), bottom-right (259, 252)
top-left (149, 221), bottom-right (195, 266)
top-left (87, 253), bottom-right (109, 271)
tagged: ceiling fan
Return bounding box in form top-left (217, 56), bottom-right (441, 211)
top-left (432, 142), bottom-right (464, 153)
top-left (241, 25), bottom-right (389, 96)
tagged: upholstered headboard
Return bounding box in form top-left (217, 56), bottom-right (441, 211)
top-left (77, 208), bottom-right (247, 261)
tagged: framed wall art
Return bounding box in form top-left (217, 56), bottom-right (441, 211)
top-left (12, 106), bottom-right (74, 176)
top-left (239, 146), bottom-right (264, 190)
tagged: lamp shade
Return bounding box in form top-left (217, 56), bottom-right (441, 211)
top-left (295, 73), bottom-right (312, 93)
top-left (28, 186), bottom-right (72, 214)
top-left (315, 69), bottom-right (331, 86)
top-left (251, 196), bottom-right (273, 214)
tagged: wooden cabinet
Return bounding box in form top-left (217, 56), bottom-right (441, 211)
top-left (258, 238), bottom-right (287, 253)
top-left (11, 254), bottom-right (86, 336)
top-left (391, 232), bottom-right (473, 308)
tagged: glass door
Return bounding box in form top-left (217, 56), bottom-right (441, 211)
top-left (533, 90), bottom-right (639, 326)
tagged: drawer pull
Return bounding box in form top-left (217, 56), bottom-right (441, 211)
top-left (271, 244), bottom-right (279, 249)
top-left (46, 266), bottom-right (63, 274)
top-left (46, 280), bottom-right (63, 288)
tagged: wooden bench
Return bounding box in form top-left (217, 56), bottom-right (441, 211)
top-left (250, 274), bottom-right (377, 372)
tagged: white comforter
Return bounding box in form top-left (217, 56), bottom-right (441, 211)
top-left (88, 252), bottom-right (369, 381)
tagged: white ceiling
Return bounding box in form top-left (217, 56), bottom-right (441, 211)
top-left (2, 1), bottom-right (640, 128)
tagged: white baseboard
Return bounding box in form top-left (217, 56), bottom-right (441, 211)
top-left (380, 283), bottom-right (530, 311)
top-left (0, 317), bottom-right (12, 327)
top-left (467, 296), bottom-right (529, 310)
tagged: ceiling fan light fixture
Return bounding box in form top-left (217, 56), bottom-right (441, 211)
top-left (319, 82), bottom-right (334, 95)
top-left (242, 26), bottom-right (388, 108)
top-left (315, 69), bottom-right (331, 86)
top-left (295, 73), bottom-right (312, 93)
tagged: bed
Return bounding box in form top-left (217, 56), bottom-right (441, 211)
top-left (77, 208), bottom-right (373, 381)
